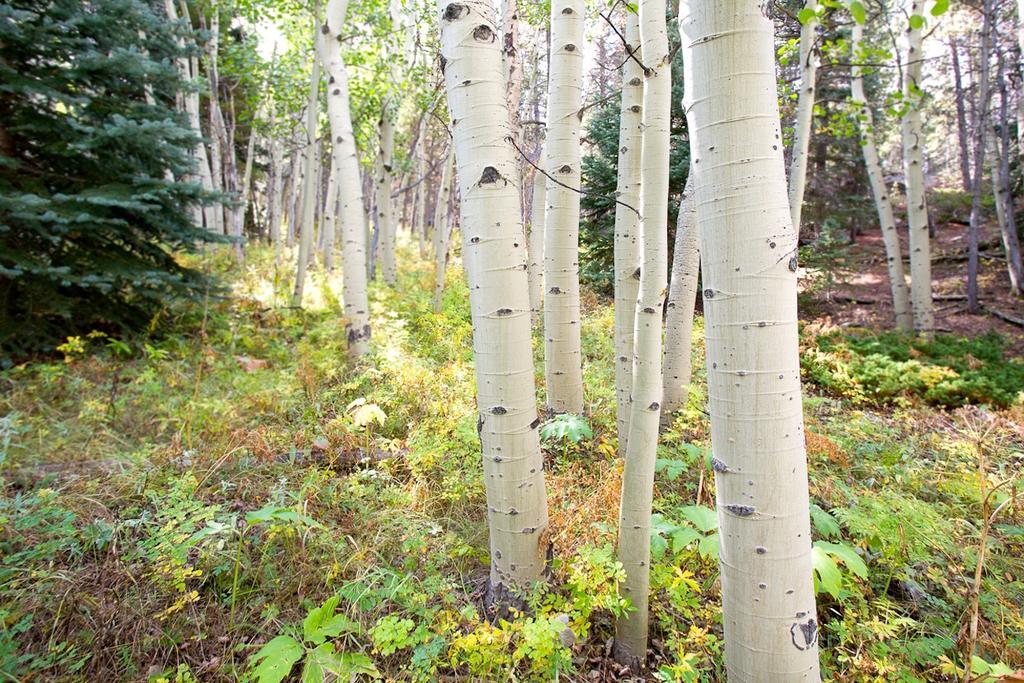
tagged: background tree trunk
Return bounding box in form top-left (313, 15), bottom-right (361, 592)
top-left (787, 0), bottom-right (819, 231)
top-left (322, 0), bottom-right (372, 356)
top-left (966, 0), bottom-right (992, 314)
top-left (542, 0), bottom-right (585, 414)
top-left (851, 21), bottom-right (912, 331)
top-left (432, 150), bottom-right (455, 312)
top-left (375, 114), bottom-right (397, 285)
top-left (681, 1), bottom-right (821, 678)
top-left (527, 161), bottom-right (546, 324)
top-left (614, 0), bottom-right (671, 666)
top-left (291, 21), bottom-right (321, 308)
top-left (438, 0), bottom-right (550, 601)
top-left (613, 9), bottom-right (643, 452)
top-left (661, 169), bottom-right (699, 427)
top-left (902, 0), bottom-right (934, 335)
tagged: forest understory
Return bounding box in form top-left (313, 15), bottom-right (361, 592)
top-left (2, 222), bottom-right (1022, 682)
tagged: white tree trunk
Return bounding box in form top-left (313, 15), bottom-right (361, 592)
top-left (661, 169), bottom-right (699, 426)
top-left (680, 1), bottom-right (821, 679)
top-left (901, 0), bottom-right (933, 335)
top-left (613, 9), bottom-right (643, 450)
top-left (613, 0), bottom-right (671, 666)
top-left (787, 0), bottom-right (818, 231)
top-left (268, 137), bottom-right (283, 262)
top-left (438, 0), bottom-right (550, 600)
top-left (991, 108), bottom-right (1024, 295)
top-left (850, 22), bottom-right (912, 331)
top-left (235, 122), bottom-right (257, 250)
top-left (322, 157), bottom-right (338, 271)
top-left (292, 29), bottom-right (321, 308)
top-left (205, 4), bottom-right (227, 235)
top-left (375, 115), bottom-right (397, 285)
top-left (322, 0), bottom-right (372, 355)
top-left (432, 150), bottom-right (455, 312)
top-left (542, 0), bottom-right (585, 414)
top-left (527, 164), bottom-right (546, 324)
top-left (1017, 0), bottom-right (1024, 163)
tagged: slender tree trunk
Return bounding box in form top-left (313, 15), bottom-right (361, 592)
top-left (1017, 0), bottom-right (1024, 163)
top-left (502, 0), bottom-right (522, 136)
top-left (286, 143), bottom-right (301, 248)
top-left (613, 0), bottom-right (671, 666)
top-left (204, 4), bottom-right (227, 236)
top-left (851, 22), bottom-right (912, 331)
top-left (375, 114), bottom-right (397, 285)
top-left (432, 150), bottom-right (455, 312)
top-left (322, 157), bottom-right (338, 271)
top-left (994, 57), bottom-right (1024, 295)
top-left (681, 1), bottom-right (821, 678)
top-left (528, 162), bottom-right (546, 324)
top-left (292, 23), bottom-right (321, 308)
top-left (416, 127), bottom-right (429, 258)
top-left (950, 39), bottom-right (972, 193)
top-left (902, 0), bottom-right (934, 336)
top-left (268, 137), bottom-right (283, 261)
top-left (438, 0), bottom-right (550, 602)
top-left (322, 0), bottom-right (372, 355)
top-left (661, 169), bottom-right (699, 426)
top-left (967, 0), bottom-right (993, 314)
top-left (613, 9), bottom-right (643, 452)
top-left (787, 0), bottom-right (819, 231)
top-left (543, 0), bottom-right (585, 414)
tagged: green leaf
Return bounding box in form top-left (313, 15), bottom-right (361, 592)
top-left (336, 652), bottom-right (381, 678)
top-left (303, 596), bottom-right (358, 645)
top-left (246, 505), bottom-right (324, 530)
top-left (249, 635), bottom-right (303, 683)
top-left (650, 530), bottom-right (668, 559)
top-left (697, 532), bottom-right (719, 560)
top-left (539, 414), bottom-right (593, 444)
top-left (930, 0), bottom-right (949, 16)
top-left (810, 504), bottom-right (841, 539)
top-left (671, 527), bottom-right (701, 554)
top-left (812, 545), bottom-right (842, 598)
top-left (303, 643), bottom-right (378, 683)
top-left (679, 505), bottom-right (718, 533)
top-left (908, 14), bottom-right (925, 29)
top-left (655, 458), bottom-right (687, 481)
top-left (849, 1), bottom-right (866, 25)
top-left (816, 541), bottom-right (868, 579)
top-left (798, 7), bottom-right (817, 24)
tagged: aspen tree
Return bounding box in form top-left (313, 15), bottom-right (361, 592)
top-left (850, 21), bottom-right (912, 331)
top-left (432, 150), bottom-right (455, 312)
top-left (787, 0), bottom-right (818, 230)
top-left (322, 160), bottom-right (338, 271)
top-left (375, 114), bottom-right (397, 285)
top-left (205, 3), bottom-right (227, 234)
top-left (661, 170), bottom-right (699, 425)
top-left (438, 0), bottom-right (550, 601)
top-left (901, 0), bottom-right (933, 335)
top-left (291, 22), bottom-right (321, 308)
top-left (613, 9), bottom-right (643, 450)
top-left (543, 0), bottom-right (585, 414)
top-left (614, 0), bottom-right (670, 666)
top-left (268, 138), bottom-right (283, 260)
top-left (990, 80), bottom-right (1024, 294)
top-left (680, 1), bottom-right (821, 679)
top-left (528, 165), bottom-right (546, 324)
top-left (967, 0), bottom-right (992, 314)
top-left (321, 0), bottom-right (373, 356)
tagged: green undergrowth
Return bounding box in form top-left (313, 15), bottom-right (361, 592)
top-left (1, 245), bottom-right (1022, 681)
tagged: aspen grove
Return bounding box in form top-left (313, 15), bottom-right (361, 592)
top-left (1, 0), bottom-right (1023, 681)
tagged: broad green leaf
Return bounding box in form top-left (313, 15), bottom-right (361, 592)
top-left (798, 7), bottom-right (817, 24)
top-left (849, 1), bottom-right (866, 25)
top-left (671, 527), bottom-right (701, 554)
top-left (812, 545), bottom-right (842, 598)
top-left (679, 505), bottom-right (718, 533)
top-left (810, 504), bottom-right (841, 539)
top-left (655, 458), bottom-right (687, 481)
top-left (650, 531), bottom-right (668, 560)
top-left (816, 541), bottom-right (868, 579)
top-left (697, 532), bottom-right (719, 560)
top-left (303, 596), bottom-right (356, 644)
top-left (930, 0), bottom-right (949, 16)
top-left (539, 414), bottom-right (593, 443)
top-left (250, 635), bottom-right (303, 683)
top-left (336, 652), bottom-right (381, 678)
top-left (246, 505), bottom-right (324, 529)
top-left (908, 14), bottom-right (925, 29)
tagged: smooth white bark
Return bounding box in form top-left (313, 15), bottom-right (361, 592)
top-left (787, 0), bottom-right (818, 230)
top-left (542, 0), bottom-right (585, 414)
top-left (661, 169), bottom-right (699, 426)
top-left (322, 0), bottom-right (372, 355)
top-left (614, 0), bottom-right (671, 665)
top-left (438, 0), bottom-right (550, 595)
top-left (613, 9), bottom-right (643, 452)
top-left (375, 115), bottom-right (397, 285)
top-left (432, 150), bottom-right (455, 312)
top-left (681, 2), bottom-right (821, 679)
top-left (268, 137), bottom-right (283, 261)
top-left (527, 164), bottom-right (546, 324)
top-left (850, 22), bottom-right (912, 331)
top-left (901, 0), bottom-right (933, 335)
top-left (292, 32), bottom-right (321, 308)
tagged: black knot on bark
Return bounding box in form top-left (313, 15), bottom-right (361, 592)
top-left (711, 457), bottom-right (730, 472)
top-left (642, 307), bottom-right (656, 313)
top-left (629, 77), bottom-right (642, 86)
top-left (320, 23), bottom-right (330, 34)
top-left (630, 104), bottom-right (641, 113)
top-left (473, 24), bottom-right (495, 42)
top-left (703, 288), bottom-right (714, 298)
top-left (491, 406), bottom-right (508, 415)
top-left (443, 3), bottom-right (468, 21)
top-left (495, 308), bottom-right (513, 316)
top-left (479, 166), bottom-right (501, 184)
top-left (648, 402), bottom-right (660, 411)
top-left (788, 256), bottom-right (799, 272)
top-left (332, 88), bottom-right (340, 95)
top-left (558, 164), bottom-right (572, 174)
top-left (440, 55), bottom-right (447, 73)
top-left (549, 286), bottom-right (563, 294)
top-left (561, 6), bottom-right (573, 13)
top-left (632, 267), bottom-right (641, 280)
top-left (725, 504), bottom-right (755, 516)
top-left (470, 236), bottom-right (480, 243)
top-left (529, 417), bottom-right (541, 429)
top-left (565, 43), bottom-right (576, 52)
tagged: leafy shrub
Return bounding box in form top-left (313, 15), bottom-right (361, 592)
top-left (803, 330), bottom-right (1024, 408)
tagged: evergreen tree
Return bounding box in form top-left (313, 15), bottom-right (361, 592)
top-left (0, 0), bottom-right (220, 357)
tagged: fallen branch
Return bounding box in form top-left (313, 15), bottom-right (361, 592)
top-left (987, 307), bottom-right (1024, 327)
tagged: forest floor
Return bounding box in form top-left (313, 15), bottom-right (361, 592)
top-left (1, 238), bottom-right (1023, 682)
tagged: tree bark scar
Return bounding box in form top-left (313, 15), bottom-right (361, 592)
top-left (443, 3), bottom-right (468, 21)
top-left (790, 618), bottom-right (818, 651)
